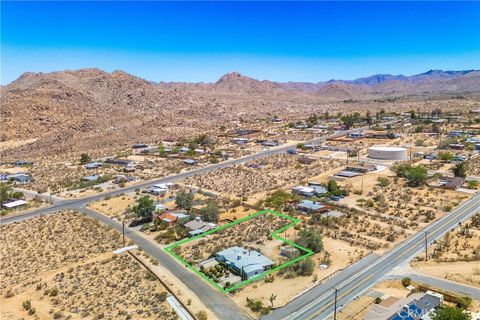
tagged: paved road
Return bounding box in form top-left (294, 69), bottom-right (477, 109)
top-left (265, 193), bottom-right (480, 320)
top-left (1, 128), bottom-right (360, 226)
top-left (77, 206), bottom-right (250, 320)
top-left (0, 128), bottom-right (367, 319)
top-left (264, 254), bottom-right (380, 320)
top-left (385, 274), bottom-right (480, 300)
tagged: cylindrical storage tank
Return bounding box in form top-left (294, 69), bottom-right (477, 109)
top-left (368, 146), bottom-right (407, 160)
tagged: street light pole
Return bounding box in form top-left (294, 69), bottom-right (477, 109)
top-left (334, 288), bottom-right (339, 320)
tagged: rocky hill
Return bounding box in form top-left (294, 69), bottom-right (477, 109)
top-left (1, 68), bottom-right (479, 159)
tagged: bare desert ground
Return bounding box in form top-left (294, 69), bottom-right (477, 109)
top-left (0, 211), bottom-right (176, 319)
top-left (412, 213), bottom-right (480, 287)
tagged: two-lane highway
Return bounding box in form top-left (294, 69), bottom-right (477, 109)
top-left (265, 193), bottom-right (480, 320)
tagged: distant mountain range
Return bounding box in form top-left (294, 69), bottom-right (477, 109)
top-left (279, 69), bottom-right (480, 93)
top-left (157, 69), bottom-right (480, 98)
top-left (1, 68), bottom-right (479, 158)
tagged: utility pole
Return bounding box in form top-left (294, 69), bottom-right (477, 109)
top-left (333, 288), bottom-right (339, 320)
top-left (424, 231), bottom-right (428, 261)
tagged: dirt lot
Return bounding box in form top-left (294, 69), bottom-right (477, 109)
top-left (467, 155), bottom-right (480, 176)
top-left (0, 211), bottom-right (176, 319)
top-left (412, 213), bottom-right (480, 287)
top-left (184, 154), bottom-right (344, 199)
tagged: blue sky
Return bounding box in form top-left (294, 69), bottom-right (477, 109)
top-left (1, 1), bottom-right (479, 84)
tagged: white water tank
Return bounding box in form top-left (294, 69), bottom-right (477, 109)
top-left (368, 146), bottom-right (407, 160)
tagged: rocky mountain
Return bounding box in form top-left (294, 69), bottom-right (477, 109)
top-left (1, 68), bottom-right (479, 158)
top-left (279, 69), bottom-right (480, 95)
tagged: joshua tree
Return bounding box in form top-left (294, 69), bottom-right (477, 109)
top-left (269, 294), bottom-right (277, 308)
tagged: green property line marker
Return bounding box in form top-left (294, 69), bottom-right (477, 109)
top-left (164, 209), bottom-right (314, 293)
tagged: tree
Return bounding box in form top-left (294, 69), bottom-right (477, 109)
top-left (438, 152), bottom-right (454, 162)
top-left (79, 153), bottom-right (91, 164)
top-left (405, 166), bottom-right (428, 186)
top-left (340, 114), bottom-right (357, 129)
top-left (327, 180), bottom-right (345, 196)
top-left (269, 294), bottom-right (277, 308)
top-left (175, 190), bottom-right (194, 210)
top-left (365, 111), bottom-right (374, 125)
top-left (131, 196), bottom-right (155, 218)
top-left (158, 146), bottom-right (167, 156)
top-left (452, 162), bottom-right (467, 178)
top-left (392, 164), bottom-right (428, 187)
top-left (401, 277), bottom-right (411, 287)
top-left (200, 201), bottom-right (219, 222)
top-left (263, 189), bottom-right (293, 210)
top-left (431, 306), bottom-right (471, 320)
top-left (0, 183), bottom-right (13, 203)
top-left (297, 228), bottom-right (323, 253)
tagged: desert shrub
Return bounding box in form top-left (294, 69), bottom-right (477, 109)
top-left (401, 277), bottom-right (411, 287)
top-left (196, 310), bottom-right (208, 320)
top-left (158, 292), bottom-right (168, 302)
top-left (457, 296), bottom-right (472, 309)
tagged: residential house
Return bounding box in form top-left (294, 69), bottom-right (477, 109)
top-left (449, 144), bottom-right (465, 150)
top-left (349, 131), bottom-right (365, 139)
top-left (441, 177), bottom-right (465, 190)
top-left (14, 161), bottom-right (33, 166)
top-left (184, 218), bottom-right (217, 236)
top-left (5, 173), bottom-right (33, 184)
top-left (155, 212), bottom-right (178, 227)
top-left (155, 203), bottom-right (167, 212)
top-left (260, 140), bottom-right (279, 147)
top-left (83, 175), bottom-right (99, 182)
top-left (184, 159), bottom-right (197, 165)
top-left (147, 186), bottom-right (167, 195)
top-left (105, 158), bottom-right (134, 166)
top-left (171, 212), bottom-right (191, 225)
top-left (85, 162), bottom-right (102, 169)
top-left (232, 138), bottom-right (249, 145)
top-left (132, 143), bottom-right (148, 149)
top-left (297, 200), bottom-right (327, 214)
top-left (124, 164), bottom-right (136, 172)
top-left (335, 170), bottom-right (363, 178)
top-left (215, 246), bottom-right (274, 280)
top-left (292, 185), bottom-right (327, 197)
top-left (292, 186), bottom-right (316, 197)
top-left (365, 291), bottom-right (443, 320)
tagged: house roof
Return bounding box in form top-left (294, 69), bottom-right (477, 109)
top-left (216, 246), bottom-right (274, 272)
top-left (298, 200), bottom-right (325, 211)
top-left (171, 213), bottom-right (189, 219)
top-left (158, 213), bottom-right (177, 223)
top-left (2, 199), bottom-right (28, 208)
